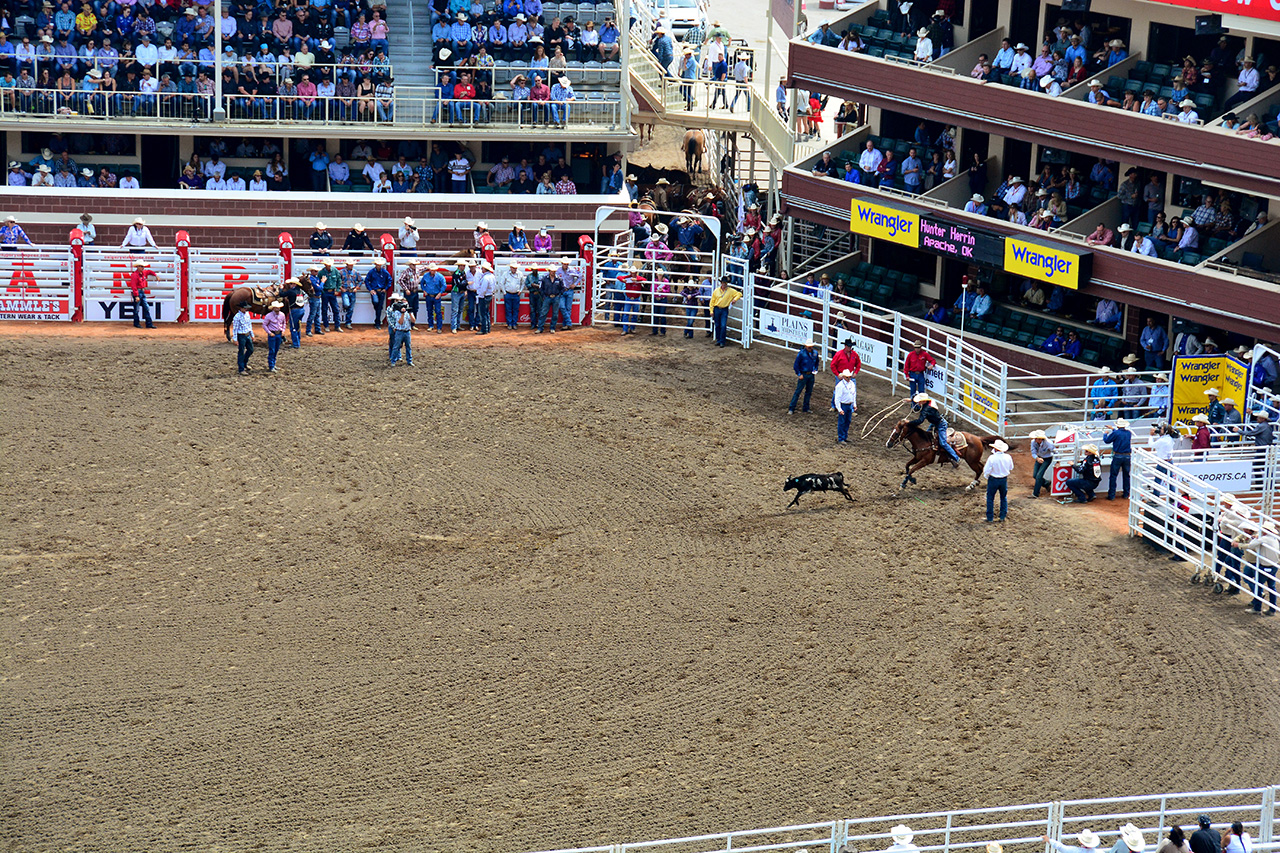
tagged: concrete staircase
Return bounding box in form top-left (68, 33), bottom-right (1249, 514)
top-left (384, 0), bottom-right (434, 88)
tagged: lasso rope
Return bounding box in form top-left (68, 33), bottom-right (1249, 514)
top-left (860, 397), bottom-right (911, 439)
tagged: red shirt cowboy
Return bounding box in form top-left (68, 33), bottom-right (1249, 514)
top-left (902, 341), bottom-right (937, 378)
top-left (474, 220), bottom-right (497, 266)
top-left (129, 259), bottom-right (157, 297)
top-left (830, 337), bottom-right (863, 378)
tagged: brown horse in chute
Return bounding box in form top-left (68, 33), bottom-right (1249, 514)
top-left (222, 276), bottom-right (315, 341)
top-left (886, 418), bottom-right (1010, 491)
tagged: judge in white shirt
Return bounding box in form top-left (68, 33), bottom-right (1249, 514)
top-left (982, 441), bottom-right (1015, 522)
top-left (120, 218), bottom-right (158, 250)
top-left (205, 175), bottom-right (228, 191)
top-left (858, 140), bottom-right (884, 184)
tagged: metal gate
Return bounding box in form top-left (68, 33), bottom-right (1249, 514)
top-left (187, 248), bottom-right (285, 322)
top-left (591, 204), bottom-right (727, 339)
top-left (0, 245), bottom-right (73, 320)
top-left (82, 248), bottom-right (181, 323)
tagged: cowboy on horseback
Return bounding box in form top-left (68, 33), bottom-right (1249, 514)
top-left (909, 393), bottom-right (961, 468)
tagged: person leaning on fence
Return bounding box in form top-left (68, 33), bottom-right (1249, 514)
top-left (884, 825), bottom-right (919, 853)
top-left (1109, 824), bottom-right (1147, 853)
top-left (1029, 429), bottom-right (1053, 498)
top-left (788, 340), bottom-right (820, 415)
top-left (902, 340), bottom-right (936, 399)
top-left (232, 302), bottom-right (255, 375)
top-left (1066, 444), bottom-right (1102, 503)
top-left (1103, 418), bottom-right (1132, 500)
top-left (1235, 522), bottom-right (1279, 616)
top-left (1044, 828), bottom-right (1103, 853)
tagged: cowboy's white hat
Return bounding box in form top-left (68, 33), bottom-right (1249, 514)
top-left (655, 223), bottom-right (669, 234)
top-left (1083, 444), bottom-right (1099, 453)
top-left (917, 27), bottom-right (929, 36)
top-left (308, 264), bottom-right (321, 271)
top-left (1154, 373), bottom-right (1169, 381)
top-left (992, 440), bottom-right (1009, 452)
top-left (1192, 413), bottom-right (1209, 422)
top-left (839, 369), bottom-right (853, 378)
top-left (1180, 98), bottom-right (1196, 108)
top-left (1088, 79), bottom-right (1102, 87)
top-left (477, 220), bottom-right (488, 229)
top-left (1078, 830), bottom-right (1101, 849)
top-left (508, 260), bottom-right (518, 267)
top-left (1115, 419), bottom-right (1129, 428)
top-left (315, 221), bottom-right (325, 229)
top-left (353, 223), bottom-right (365, 231)
top-left (1122, 353), bottom-right (1139, 363)
top-left (81, 167), bottom-right (93, 177)
top-left (1009, 176), bottom-right (1023, 184)
top-left (1222, 398), bottom-right (1236, 405)
top-left (1124, 367), bottom-right (1138, 374)
top-left (269, 300), bottom-right (283, 309)
top-left (971, 193), bottom-right (984, 203)
top-left (343, 258), bottom-right (355, 265)
top-left (481, 261), bottom-right (494, 271)
top-left (891, 826), bottom-right (915, 845)
top-left (1204, 388), bottom-right (1220, 396)
top-left (133, 259), bottom-right (149, 266)
top-left (1030, 429), bottom-right (1046, 439)
top-left (1120, 824), bottom-right (1145, 852)
top-left (912, 393), bottom-right (932, 404)
top-left (404, 216), bottom-right (415, 226)
top-left (373, 256), bottom-right (387, 264)
top-left (133, 217), bottom-right (146, 225)
top-left (322, 258), bottom-right (334, 266)
top-left (803, 339), bottom-right (815, 347)
top-left (1118, 223), bottom-right (1132, 233)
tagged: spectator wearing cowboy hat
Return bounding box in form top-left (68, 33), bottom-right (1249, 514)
top-left (262, 300), bottom-right (287, 372)
top-left (76, 212), bottom-right (95, 244)
top-left (1044, 829), bottom-right (1103, 853)
top-left (1103, 418), bottom-right (1132, 499)
top-left (983, 440), bottom-right (1014, 521)
top-left (120, 216), bottom-right (157, 252)
top-left (232, 303), bottom-right (255, 375)
top-left (129, 259), bottom-right (158, 329)
top-left (1220, 396), bottom-right (1242, 427)
top-left (1190, 412), bottom-right (1212, 451)
top-left (884, 825), bottom-right (920, 853)
top-left (1204, 387), bottom-right (1226, 424)
top-left (833, 369), bottom-right (858, 443)
top-left (1109, 824), bottom-right (1146, 853)
top-left (1029, 429), bottom-right (1053, 498)
top-left (789, 339), bottom-right (820, 415)
top-left (1066, 444), bottom-right (1103, 503)
top-left (1240, 408), bottom-right (1274, 448)
top-left (364, 255), bottom-right (392, 328)
top-left (398, 216), bottom-right (418, 255)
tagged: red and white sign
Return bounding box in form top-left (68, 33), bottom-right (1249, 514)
top-left (1146, 0), bottom-right (1280, 23)
top-left (1052, 462), bottom-right (1073, 498)
top-left (0, 249), bottom-right (73, 320)
top-left (82, 250), bottom-right (181, 322)
top-left (187, 250), bottom-right (285, 322)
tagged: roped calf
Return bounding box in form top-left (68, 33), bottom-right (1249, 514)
top-left (783, 472), bottom-right (854, 508)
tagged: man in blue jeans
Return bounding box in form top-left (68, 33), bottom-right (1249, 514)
top-left (909, 393), bottom-right (961, 467)
top-left (982, 439), bottom-right (1014, 522)
top-left (387, 294), bottom-right (415, 365)
top-left (833, 369), bottom-right (858, 443)
top-left (788, 339), bottom-right (820, 414)
top-left (902, 341), bottom-right (936, 399)
top-left (708, 278), bottom-right (742, 347)
top-left (1103, 418), bottom-right (1132, 499)
top-left (231, 302), bottom-right (255, 374)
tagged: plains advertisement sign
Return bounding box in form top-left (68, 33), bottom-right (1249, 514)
top-left (758, 308), bottom-right (813, 346)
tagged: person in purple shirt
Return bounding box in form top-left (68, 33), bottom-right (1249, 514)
top-left (261, 300), bottom-right (287, 371)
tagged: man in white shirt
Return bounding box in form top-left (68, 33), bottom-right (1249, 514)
top-left (121, 217), bottom-right (158, 250)
top-left (833, 369), bottom-right (858, 444)
top-left (328, 155), bottom-right (349, 185)
top-left (729, 56), bottom-right (751, 111)
top-left (983, 440), bottom-right (1014, 522)
top-left (398, 216), bottom-right (419, 253)
top-left (225, 172), bottom-right (246, 191)
top-left (361, 156), bottom-right (386, 186)
top-left (1126, 225), bottom-right (1157, 257)
top-left (1002, 175), bottom-right (1027, 208)
top-left (1176, 98), bottom-right (1200, 124)
top-left (858, 140), bottom-right (883, 185)
top-left (351, 140), bottom-right (373, 160)
top-left (205, 174), bottom-right (228, 190)
top-left (119, 171), bottom-right (141, 189)
top-left (31, 165), bottom-right (55, 187)
top-left (913, 27), bottom-right (932, 62)
top-left (1009, 43), bottom-right (1032, 77)
top-left (135, 33), bottom-right (159, 67)
top-left (204, 154), bottom-right (226, 181)
top-left (1225, 55), bottom-right (1259, 110)
top-left (448, 153), bottom-right (471, 192)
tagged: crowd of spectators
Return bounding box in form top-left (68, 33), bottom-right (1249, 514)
top-left (0, 0), bottom-right (397, 119)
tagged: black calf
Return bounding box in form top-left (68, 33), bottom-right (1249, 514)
top-left (783, 472), bottom-right (854, 507)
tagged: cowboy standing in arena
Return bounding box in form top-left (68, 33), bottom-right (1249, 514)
top-left (129, 259), bottom-right (158, 329)
top-left (365, 256), bottom-right (392, 328)
top-left (1103, 418), bottom-right (1133, 500)
top-left (387, 294), bottom-right (415, 366)
top-left (902, 340), bottom-right (936, 399)
top-left (320, 258), bottom-right (342, 332)
top-left (788, 339), bottom-right (820, 415)
top-left (909, 393), bottom-right (961, 467)
top-left (262, 300), bottom-right (286, 372)
top-left (829, 335), bottom-right (863, 410)
top-left (232, 302), bottom-right (255, 374)
top-left (833, 369), bottom-right (858, 443)
top-left (983, 439), bottom-right (1014, 522)
top-left (338, 259), bottom-right (361, 329)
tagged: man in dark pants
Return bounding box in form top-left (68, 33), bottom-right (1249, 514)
top-left (128, 259), bottom-right (158, 328)
top-left (231, 302), bottom-right (255, 374)
top-left (1103, 418), bottom-right (1132, 500)
top-left (539, 269), bottom-right (564, 333)
top-left (982, 439), bottom-right (1014, 522)
top-left (788, 339), bottom-right (820, 414)
top-left (1066, 445), bottom-right (1102, 503)
top-left (1190, 816), bottom-right (1220, 853)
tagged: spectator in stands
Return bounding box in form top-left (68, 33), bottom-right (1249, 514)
top-left (1176, 98), bottom-right (1200, 124)
top-left (1040, 326), bottom-right (1067, 356)
top-left (1089, 370), bottom-right (1118, 419)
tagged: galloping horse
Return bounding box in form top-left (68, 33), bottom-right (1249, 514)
top-left (886, 418), bottom-right (1009, 491)
top-left (682, 129), bottom-right (706, 176)
top-left (222, 276), bottom-right (315, 341)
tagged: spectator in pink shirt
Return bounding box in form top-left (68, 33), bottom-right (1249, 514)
top-left (261, 300), bottom-right (287, 371)
top-left (296, 73), bottom-right (318, 118)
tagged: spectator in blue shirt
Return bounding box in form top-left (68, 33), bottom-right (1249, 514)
top-left (1139, 316), bottom-right (1168, 369)
top-left (788, 340), bottom-right (821, 414)
top-left (1062, 330), bottom-right (1083, 360)
top-left (1040, 326), bottom-right (1067, 356)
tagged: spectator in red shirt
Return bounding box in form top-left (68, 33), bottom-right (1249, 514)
top-left (902, 340), bottom-right (936, 399)
top-left (129, 258), bottom-right (157, 329)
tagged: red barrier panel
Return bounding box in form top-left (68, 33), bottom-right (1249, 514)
top-left (175, 230), bottom-right (191, 323)
top-left (69, 228), bottom-right (84, 322)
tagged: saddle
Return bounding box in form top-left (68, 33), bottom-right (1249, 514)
top-left (932, 432), bottom-right (967, 452)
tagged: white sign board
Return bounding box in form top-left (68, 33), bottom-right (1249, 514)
top-left (845, 334), bottom-right (888, 372)
top-left (758, 308), bottom-right (813, 346)
top-left (1180, 460), bottom-right (1254, 491)
top-left (924, 364), bottom-right (947, 395)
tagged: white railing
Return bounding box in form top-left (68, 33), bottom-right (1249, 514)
top-left (1130, 448), bottom-right (1278, 605)
top-left (81, 247), bottom-right (181, 323)
top-left (187, 247), bottom-right (285, 322)
top-left (0, 87), bottom-right (624, 129)
top-left (1002, 370), bottom-right (1169, 438)
top-left (527, 786), bottom-right (1280, 853)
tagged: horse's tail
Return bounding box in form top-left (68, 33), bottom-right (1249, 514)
top-left (978, 434), bottom-right (1015, 450)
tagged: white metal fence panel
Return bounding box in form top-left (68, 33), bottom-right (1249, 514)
top-left (0, 245), bottom-right (73, 320)
top-left (1003, 369), bottom-right (1170, 439)
top-left (1129, 448), bottom-right (1278, 610)
top-left (82, 249), bottom-right (181, 322)
top-left (188, 248), bottom-right (285, 322)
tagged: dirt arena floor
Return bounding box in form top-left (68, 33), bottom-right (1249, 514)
top-left (2, 322), bottom-right (1278, 853)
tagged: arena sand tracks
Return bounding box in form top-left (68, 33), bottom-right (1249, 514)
top-left (1, 326), bottom-right (1277, 852)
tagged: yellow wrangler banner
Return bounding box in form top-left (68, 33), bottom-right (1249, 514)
top-left (963, 381), bottom-right (999, 426)
top-left (1003, 237), bottom-right (1087, 289)
top-left (1171, 355), bottom-right (1225, 422)
top-left (849, 199), bottom-right (920, 248)
top-left (1221, 355), bottom-right (1250, 404)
